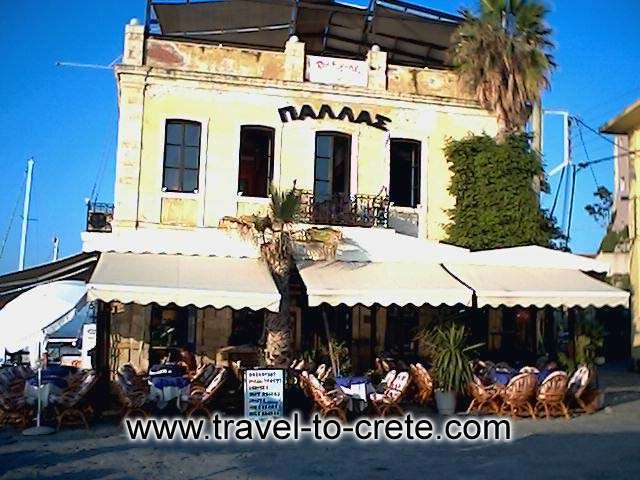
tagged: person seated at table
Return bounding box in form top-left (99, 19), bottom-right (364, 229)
top-left (178, 346), bottom-right (197, 376)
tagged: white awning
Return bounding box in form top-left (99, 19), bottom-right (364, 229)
top-left (457, 245), bottom-right (611, 273)
top-left (297, 260), bottom-right (473, 307)
top-left (87, 253), bottom-right (280, 312)
top-left (445, 264), bottom-right (629, 308)
top-left (0, 280), bottom-right (87, 361)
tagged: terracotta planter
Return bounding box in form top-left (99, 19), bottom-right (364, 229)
top-left (435, 390), bottom-right (457, 415)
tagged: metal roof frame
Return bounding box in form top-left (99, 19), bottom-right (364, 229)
top-left (146, 0), bottom-right (461, 67)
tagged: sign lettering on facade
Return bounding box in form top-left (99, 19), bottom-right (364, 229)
top-left (279, 104), bottom-right (391, 131)
top-left (244, 369), bottom-right (285, 419)
top-left (306, 55), bottom-right (368, 87)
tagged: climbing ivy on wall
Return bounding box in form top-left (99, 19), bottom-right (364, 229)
top-left (445, 133), bottom-right (561, 251)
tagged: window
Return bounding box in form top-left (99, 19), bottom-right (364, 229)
top-left (314, 132), bottom-right (351, 202)
top-left (390, 139), bottom-right (421, 208)
top-left (162, 120), bottom-right (201, 193)
top-left (238, 126), bottom-right (275, 197)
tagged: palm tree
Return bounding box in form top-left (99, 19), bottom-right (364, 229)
top-left (221, 187), bottom-right (341, 367)
top-left (451, 0), bottom-right (555, 135)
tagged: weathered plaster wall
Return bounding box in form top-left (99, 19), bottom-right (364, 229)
top-left (112, 25), bottom-right (498, 241)
top-left (628, 128), bottom-right (640, 358)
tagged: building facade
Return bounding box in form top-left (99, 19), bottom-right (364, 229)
top-left (602, 99), bottom-right (640, 360)
top-left (85, 1), bottom-right (499, 372)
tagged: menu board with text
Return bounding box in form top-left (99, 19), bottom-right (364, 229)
top-left (243, 369), bottom-right (285, 419)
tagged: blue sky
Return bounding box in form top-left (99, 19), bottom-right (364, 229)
top-left (0, 1), bottom-right (639, 274)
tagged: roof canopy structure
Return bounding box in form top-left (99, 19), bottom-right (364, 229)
top-left (148, 0), bottom-right (462, 68)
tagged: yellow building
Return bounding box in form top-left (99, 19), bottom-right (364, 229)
top-left (602, 99), bottom-right (640, 360)
top-left (83, 1), bottom-right (500, 372)
top-left (67, 1), bottom-right (627, 375)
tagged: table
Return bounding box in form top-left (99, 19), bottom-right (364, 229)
top-left (42, 365), bottom-right (78, 378)
top-left (24, 376), bottom-right (68, 407)
top-left (148, 365), bottom-right (190, 409)
top-left (336, 376), bottom-right (374, 413)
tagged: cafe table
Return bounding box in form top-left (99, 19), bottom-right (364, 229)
top-left (24, 374), bottom-right (69, 408)
top-left (335, 376), bottom-right (374, 413)
top-left (148, 364), bottom-right (190, 409)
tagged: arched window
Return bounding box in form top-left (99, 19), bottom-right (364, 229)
top-left (314, 132), bottom-right (351, 202)
top-left (162, 120), bottom-right (202, 193)
top-left (238, 126), bottom-right (275, 198)
top-left (390, 139), bottom-right (421, 208)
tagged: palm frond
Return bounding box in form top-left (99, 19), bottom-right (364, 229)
top-left (451, 0), bottom-right (555, 135)
top-left (270, 187), bottom-right (301, 224)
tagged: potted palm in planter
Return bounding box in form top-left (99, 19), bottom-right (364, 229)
top-left (426, 324), bottom-right (482, 415)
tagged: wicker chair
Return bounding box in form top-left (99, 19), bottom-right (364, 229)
top-left (499, 372), bottom-right (537, 419)
top-left (375, 357), bottom-right (393, 374)
top-left (377, 369), bottom-right (397, 392)
top-left (50, 372), bottom-right (99, 430)
top-left (0, 391), bottom-right (32, 429)
top-left (568, 365), bottom-right (600, 414)
top-left (303, 372), bottom-right (348, 422)
top-left (534, 371), bottom-right (570, 420)
top-left (410, 364), bottom-right (433, 406)
top-left (182, 368), bottom-right (228, 418)
top-left (466, 376), bottom-right (501, 415)
top-left (191, 363), bottom-right (218, 388)
top-left (315, 364), bottom-right (332, 383)
top-left (369, 371), bottom-right (411, 416)
top-left (114, 367), bottom-right (152, 419)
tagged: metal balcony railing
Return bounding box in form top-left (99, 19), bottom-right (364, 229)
top-left (295, 190), bottom-right (389, 228)
top-left (86, 202), bottom-right (114, 233)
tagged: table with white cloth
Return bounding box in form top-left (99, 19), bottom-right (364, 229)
top-left (148, 364), bottom-right (190, 410)
top-left (335, 376), bottom-right (375, 413)
top-left (24, 375), bottom-right (68, 408)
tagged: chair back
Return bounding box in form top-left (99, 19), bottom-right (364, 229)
top-left (568, 365), bottom-right (591, 397)
top-left (505, 372), bottom-right (537, 400)
top-left (385, 371), bottom-right (410, 401)
top-left (538, 371), bottom-right (568, 400)
top-left (206, 369), bottom-right (226, 393)
top-left (469, 375), bottom-right (491, 401)
top-left (308, 373), bottom-right (325, 393)
top-left (315, 364), bottom-right (327, 379)
top-left (519, 366), bottom-right (540, 374)
top-left (381, 359), bottom-right (391, 373)
top-left (382, 369), bottom-right (397, 386)
top-left (416, 363), bottom-right (432, 382)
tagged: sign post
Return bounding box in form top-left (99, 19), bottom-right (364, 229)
top-left (243, 369), bottom-right (285, 419)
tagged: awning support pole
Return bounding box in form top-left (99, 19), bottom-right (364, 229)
top-left (322, 307), bottom-right (338, 377)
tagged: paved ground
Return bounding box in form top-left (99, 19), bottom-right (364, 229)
top-left (1, 367), bottom-right (639, 480)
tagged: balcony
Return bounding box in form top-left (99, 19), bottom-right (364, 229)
top-left (295, 190), bottom-right (389, 228)
top-left (86, 202), bottom-right (114, 233)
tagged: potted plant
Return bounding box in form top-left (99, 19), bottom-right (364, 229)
top-left (426, 323), bottom-right (482, 415)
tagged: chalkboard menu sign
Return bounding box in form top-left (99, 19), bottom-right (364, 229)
top-left (243, 369), bottom-right (285, 419)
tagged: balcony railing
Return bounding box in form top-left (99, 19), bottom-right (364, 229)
top-left (86, 202), bottom-right (114, 233)
top-left (295, 190), bottom-right (389, 228)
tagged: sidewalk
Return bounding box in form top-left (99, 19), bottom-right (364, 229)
top-left (1, 368), bottom-right (639, 480)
